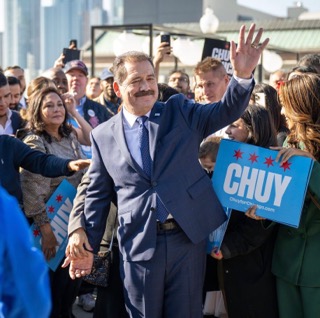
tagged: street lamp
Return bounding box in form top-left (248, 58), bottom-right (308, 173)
top-left (199, 8), bottom-right (219, 34)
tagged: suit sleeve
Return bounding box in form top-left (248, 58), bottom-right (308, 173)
top-left (83, 132), bottom-right (114, 252)
top-left (179, 77), bottom-right (254, 139)
top-left (68, 172), bottom-right (91, 235)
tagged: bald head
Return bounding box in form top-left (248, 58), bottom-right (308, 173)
top-left (42, 67), bottom-right (68, 94)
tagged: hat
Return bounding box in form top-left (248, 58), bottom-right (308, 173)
top-left (64, 60), bottom-right (88, 76)
top-left (100, 68), bottom-right (114, 81)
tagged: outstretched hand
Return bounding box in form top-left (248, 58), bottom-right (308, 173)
top-left (270, 147), bottom-right (315, 165)
top-left (65, 228), bottom-right (93, 259)
top-left (62, 253), bottom-right (94, 280)
top-left (231, 23), bottom-right (269, 79)
top-left (68, 159), bottom-right (91, 171)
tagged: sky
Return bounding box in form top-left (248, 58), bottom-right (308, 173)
top-left (238, 0), bottom-right (320, 17)
top-left (1, 0), bottom-right (320, 31)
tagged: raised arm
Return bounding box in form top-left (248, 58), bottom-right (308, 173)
top-left (231, 23), bottom-right (269, 79)
top-left (63, 92), bottom-right (92, 146)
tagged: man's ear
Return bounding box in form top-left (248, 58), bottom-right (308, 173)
top-left (113, 81), bottom-right (122, 98)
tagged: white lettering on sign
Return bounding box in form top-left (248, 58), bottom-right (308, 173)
top-left (51, 198), bottom-right (72, 245)
top-left (223, 163), bottom-right (292, 207)
top-left (212, 48), bottom-right (230, 61)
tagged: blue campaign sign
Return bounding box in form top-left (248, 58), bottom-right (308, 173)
top-left (31, 179), bottom-right (76, 271)
top-left (212, 139), bottom-right (314, 228)
top-left (206, 207), bottom-right (232, 254)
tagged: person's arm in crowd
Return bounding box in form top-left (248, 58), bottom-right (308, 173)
top-left (66, 172), bottom-right (93, 259)
top-left (62, 92), bottom-right (92, 146)
top-left (52, 42), bottom-right (77, 69)
top-left (153, 42), bottom-right (172, 80)
top-left (13, 135), bottom-right (90, 175)
top-left (230, 24), bottom-right (269, 80)
top-left (62, 171), bottom-right (94, 278)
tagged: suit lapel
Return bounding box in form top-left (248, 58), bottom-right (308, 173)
top-left (148, 102), bottom-right (163, 160)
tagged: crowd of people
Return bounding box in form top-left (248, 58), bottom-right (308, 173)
top-left (0, 23), bottom-right (319, 318)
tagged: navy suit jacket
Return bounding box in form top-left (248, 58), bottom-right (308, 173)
top-left (11, 110), bottom-right (25, 134)
top-left (84, 77), bottom-right (254, 261)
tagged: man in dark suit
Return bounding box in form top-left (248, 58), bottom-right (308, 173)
top-left (64, 60), bottom-right (110, 129)
top-left (65, 60), bottom-right (110, 163)
top-left (0, 72), bottom-right (24, 135)
top-left (64, 24), bottom-right (269, 317)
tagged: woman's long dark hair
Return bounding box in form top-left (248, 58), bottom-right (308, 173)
top-left (241, 104), bottom-right (277, 148)
top-left (252, 83), bottom-right (288, 134)
top-left (27, 86), bottom-right (73, 143)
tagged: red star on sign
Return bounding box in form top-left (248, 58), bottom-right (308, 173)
top-left (264, 156), bottom-right (274, 167)
top-left (281, 161), bottom-right (292, 171)
top-left (48, 205), bottom-right (55, 213)
top-left (56, 194), bottom-right (63, 202)
top-left (233, 149), bottom-right (243, 160)
top-left (248, 152), bottom-right (258, 163)
top-left (33, 228), bottom-right (41, 237)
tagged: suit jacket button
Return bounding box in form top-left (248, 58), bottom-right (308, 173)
top-left (152, 181), bottom-right (157, 187)
top-left (150, 207), bottom-right (155, 212)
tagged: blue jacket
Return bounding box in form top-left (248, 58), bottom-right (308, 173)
top-left (0, 186), bottom-right (51, 318)
top-left (84, 77), bottom-right (254, 261)
top-left (0, 135), bottom-right (73, 206)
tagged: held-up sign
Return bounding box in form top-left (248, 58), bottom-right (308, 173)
top-left (31, 179), bottom-right (76, 271)
top-left (202, 38), bottom-right (233, 76)
top-left (212, 139), bottom-right (314, 228)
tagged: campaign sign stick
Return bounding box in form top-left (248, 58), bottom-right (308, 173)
top-left (212, 139), bottom-right (314, 228)
top-left (31, 179), bottom-right (76, 271)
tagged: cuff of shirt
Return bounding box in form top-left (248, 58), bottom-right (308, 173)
top-left (233, 74), bottom-right (253, 90)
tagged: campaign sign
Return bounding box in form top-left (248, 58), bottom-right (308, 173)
top-left (212, 139), bottom-right (314, 228)
top-left (201, 38), bottom-right (233, 76)
top-left (207, 207), bottom-right (232, 254)
top-left (31, 179), bottom-right (76, 271)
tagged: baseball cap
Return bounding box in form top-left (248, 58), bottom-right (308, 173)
top-left (64, 60), bottom-right (88, 76)
top-left (100, 68), bottom-right (114, 81)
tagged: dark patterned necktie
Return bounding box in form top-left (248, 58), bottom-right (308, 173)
top-left (137, 116), bottom-right (168, 223)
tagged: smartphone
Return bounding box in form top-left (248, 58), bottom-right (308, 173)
top-left (62, 48), bottom-right (80, 64)
top-left (69, 39), bottom-right (77, 49)
top-left (160, 33), bottom-right (170, 54)
top-left (160, 33), bottom-right (170, 46)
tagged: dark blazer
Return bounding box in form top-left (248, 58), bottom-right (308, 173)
top-left (272, 161), bottom-right (320, 286)
top-left (220, 211), bottom-right (278, 318)
top-left (11, 110), bottom-right (25, 134)
top-left (83, 98), bottom-right (111, 128)
top-left (0, 135), bottom-right (73, 206)
top-left (83, 77), bottom-right (254, 261)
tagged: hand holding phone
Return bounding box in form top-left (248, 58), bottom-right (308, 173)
top-left (62, 48), bottom-right (80, 65)
top-left (160, 33), bottom-right (171, 54)
top-left (69, 39), bottom-right (77, 49)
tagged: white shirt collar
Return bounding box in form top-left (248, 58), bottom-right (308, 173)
top-left (122, 106), bottom-right (151, 128)
top-left (6, 108), bottom-right (12, 119)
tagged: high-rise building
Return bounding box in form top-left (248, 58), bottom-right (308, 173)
top-left (2, 0), bottom-right (107, 74)
top-left (3, 0), bottom-right (40, 72)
